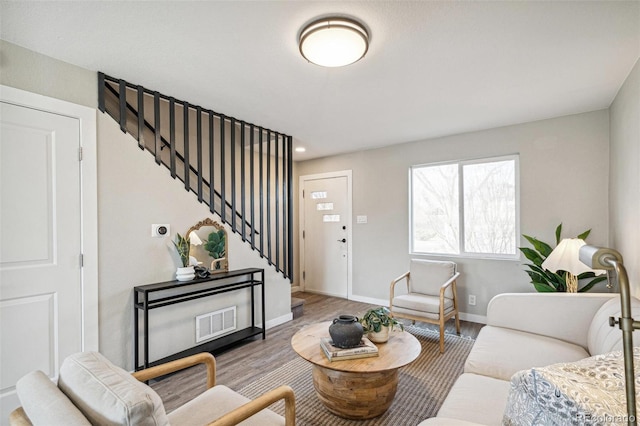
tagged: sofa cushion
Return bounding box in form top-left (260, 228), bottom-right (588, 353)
top-left (167, 384), bottom-right (285, 426)
top-left (58, 352), bottom-right (169, 426)
top-left (588, 295), bottom-right (640, 355)
top-left (16, 370), bottom-right (91, 425)
top-left (436, 373), bottom-right (511, 426)
top-left (464, 326), bottom-right (589, 381)
top-left (409, 259), bottom-right (456, 297)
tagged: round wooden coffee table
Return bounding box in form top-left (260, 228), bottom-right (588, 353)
top-left (291, 321), bottom-right (421, 419)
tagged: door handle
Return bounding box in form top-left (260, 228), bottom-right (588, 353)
top-left (337, 238), bottom-right (346, 243)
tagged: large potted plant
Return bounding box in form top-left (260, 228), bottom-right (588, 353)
top-left (173, 233), bottom-right (195, 281)
top-left (359, 307), bottom-right (404, 343)
top-left (520, 223), bottom-right (607, 292)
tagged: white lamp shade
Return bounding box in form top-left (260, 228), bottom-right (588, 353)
top-left (188, 231), bottom-right (203, 246)
top-left (299, 17), bottom-right (369, 67)
top-left (542, 238), bottom-right (605, 276)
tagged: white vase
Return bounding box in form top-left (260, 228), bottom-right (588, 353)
top-left (368, 325), bottom-right (390, 343)
top-left (176, 266), bottom-right (195, 282)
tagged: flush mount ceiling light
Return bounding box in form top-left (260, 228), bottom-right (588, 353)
top-left (299, 17), bottom-right (369, 67)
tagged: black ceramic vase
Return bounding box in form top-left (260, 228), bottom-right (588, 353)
top-left (329, 315), bottom-right (364, 348)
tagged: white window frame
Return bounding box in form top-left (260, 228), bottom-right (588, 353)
top-left (409, 154), bottom-right (520, 260)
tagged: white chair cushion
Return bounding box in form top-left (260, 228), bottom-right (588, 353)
top-left (16, 370), bottom-right (91, 425)
top-left (588, 295), bottom-right (640, 355)
top-left (436, 373), bottom-right (511, 426)
top-left (58, 352), bottom-right (169, 426)
top-left (464, 326), bottom-right (589, 381)
top-left (393, 293), bottom-right (454, 316)
top-left (167, 385), bottom-right (285, 426)
top-left (409, 259), bottom-right (456, 296)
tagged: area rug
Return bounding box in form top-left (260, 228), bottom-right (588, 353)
top-left (238, 326), bottom-right (474, 426)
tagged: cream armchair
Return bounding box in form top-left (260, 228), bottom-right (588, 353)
top-left (10, 352), bottom-right (295, 426)
top-left (390, 259), bottom-right (460, 353)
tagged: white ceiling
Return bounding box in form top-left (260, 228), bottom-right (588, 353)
top-left (1, 1), bottom-right (639, 160)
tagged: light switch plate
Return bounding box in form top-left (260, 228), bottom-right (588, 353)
top-left (356, 215), bottom-right (368, 224)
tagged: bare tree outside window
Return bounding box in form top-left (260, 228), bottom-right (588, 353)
top-left (463, 160), bottom-right (516, 255)
top-left (411, 156), bottom-right (518, 258)
top-left (412, 164), bottom-right (459, 254)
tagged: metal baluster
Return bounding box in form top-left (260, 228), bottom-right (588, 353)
top-left (287, 136), bottom-right (293, 281)
top-left (259, 128), bottom-right (264, 258)
top-left (136, 86), bottom-right (145, 150)
top-left (220, 114), bottom-right (226, 223)
top-left (169, 97), bottom-right (176, 177)
top-left (119, 80), bottom-right (127, 133)
top-left (267, 130), bottom-right (272, 264)
top-left (209, 112), bottom-right (215, 214)
top-left (241, 122), bottom-right (246, 241)
top-left (154, 92), bottom-right (161, 164)
top-left (183, 102), bottom-right (190, 191)
top-left (197, 106), bottom-right (203, 202)
top-left (275, 133), bottom-right (280, 271)
top-left (250, 124), bottom-right (255, 249)
top-left (231, 118), bottom-right (236, 231)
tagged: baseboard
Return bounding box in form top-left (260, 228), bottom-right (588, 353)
top-left (459, 312), bottom-right (487, 324)
top-left (348, 294), bottom-right (389, 307)
top-left (290, 285), bottom-right (301, 293)
top-left (265, 312), bottom-right (293, 329)
top-left (350, 293), bottom-right (487, 324)
top-left (292, 290), bottom-right (487, 325)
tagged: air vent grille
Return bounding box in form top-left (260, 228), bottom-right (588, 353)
top-left (196, 306), bottom-right (236, 343)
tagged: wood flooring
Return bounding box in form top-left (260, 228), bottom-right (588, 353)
top-left (150, 292), bottom-right (484, 413)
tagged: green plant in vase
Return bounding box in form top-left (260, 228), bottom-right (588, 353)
top-left (173, 233), bottom-right (191, 267)
top-left (173, 233), bottom-right (195, 282)
top-left (204, 230), bottom-right (226, 270)
top-left (360, 306), bottom-right (403, 343)
top-left (520, 223), bottom-right (607, 292)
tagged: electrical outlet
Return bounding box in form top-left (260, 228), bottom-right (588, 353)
top-left (151, 224), bottom-right (170, 238)
top-left (468, 295), bottom-right (476, 306)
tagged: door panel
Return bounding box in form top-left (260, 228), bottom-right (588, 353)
top-left (0, 102), bottom-right (82, 416)
top-left (303, 176), bottom-right (348, 297)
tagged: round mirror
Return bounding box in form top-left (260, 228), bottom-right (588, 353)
top-left (186, 218), bottom-right (229, 273)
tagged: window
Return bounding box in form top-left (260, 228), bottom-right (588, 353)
top-left (410, 155), bottom-right (519, 258)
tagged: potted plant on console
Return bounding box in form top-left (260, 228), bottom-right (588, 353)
top-left (360, 306), bottom-right (403, 343)
top-left (173, 233), bottom-right (195, 282)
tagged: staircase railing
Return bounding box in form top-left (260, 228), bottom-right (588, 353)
top-left (98, 73), bottom-right (293, 281)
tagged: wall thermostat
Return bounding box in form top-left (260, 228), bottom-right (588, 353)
top-left (151, 224), bottom-right (170, 237)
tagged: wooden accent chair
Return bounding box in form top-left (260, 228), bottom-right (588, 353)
top-left (390, 259), bottom-right (461, 354)
top-left (9, 352), bottom-right (295, 426)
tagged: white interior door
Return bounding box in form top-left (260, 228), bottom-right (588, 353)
top-left (301, 174), bottom-right (350, 298)
top-left (0, 102), bottom-right (83, 418)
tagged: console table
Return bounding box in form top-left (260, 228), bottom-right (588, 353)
top-left (133, 268), bottom-right (265, 371)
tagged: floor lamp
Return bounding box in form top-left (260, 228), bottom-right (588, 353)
top-left (580, 245), bottom-right (639, 425)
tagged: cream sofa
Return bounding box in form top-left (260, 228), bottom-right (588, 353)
top-left (420, 292), bottom-right (639, 426)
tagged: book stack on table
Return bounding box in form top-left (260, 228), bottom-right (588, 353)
top-left (320, 337), bottom-right (379, 362)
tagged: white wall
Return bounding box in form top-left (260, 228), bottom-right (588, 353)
top-left (609, 58), bottom-right (640, 298)
top-left (296, 111), bottom-right (611, 318)
top-left (0, 40), bottom-right (96, 108)
top-left (1, 40), bottom-right (292, 370)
